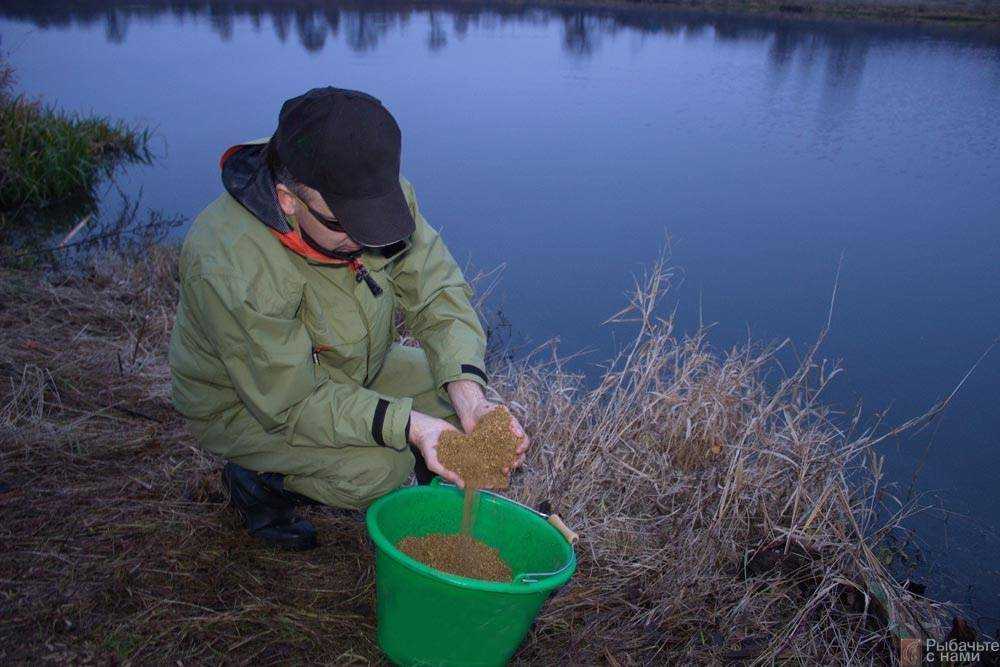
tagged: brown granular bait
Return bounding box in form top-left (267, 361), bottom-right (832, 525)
top-left (397, 533), bottom-right (513, 582)
top-left (438, 405), bottom-right (519, 490)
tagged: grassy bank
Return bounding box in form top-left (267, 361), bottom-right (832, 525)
top-left (0, 54), bottom-right (151, 226)
top-left (0, 245), bottom-right (964, 664)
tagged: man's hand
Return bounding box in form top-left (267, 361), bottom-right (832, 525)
top-left (447, 380), bottom-right (531, 474)
top-left (408, 410), bottom-right (465, 488)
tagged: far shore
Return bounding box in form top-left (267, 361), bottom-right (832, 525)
top-left (479, 0), bottom-right (1000, 25)
top-left (1, 0), bottom-right (998, 38)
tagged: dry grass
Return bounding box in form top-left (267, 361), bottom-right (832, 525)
top-left (496, 255), bottom-right (956, 663)
top-left (0, 245), bottom-right (952, 664)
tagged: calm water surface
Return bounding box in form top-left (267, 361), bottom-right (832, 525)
top-left (3, 0), bottom-right (998, 624)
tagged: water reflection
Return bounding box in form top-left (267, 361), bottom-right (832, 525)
top-left (428, 10), bottom-right (448, 52)
top-left (562, 13), bottom-right (610, 57)
top-left (769, 24), bottom-right (870, 93)
top-left (6, 0), bottom-right (999, 68)
top-left (5, 0), bottom-right (1000, 624)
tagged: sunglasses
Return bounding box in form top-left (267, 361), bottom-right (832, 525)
top-left (291, 191), bottom-right (347, 233)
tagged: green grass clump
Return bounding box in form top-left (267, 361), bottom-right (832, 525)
top-left (0, 58), bottom-right (151, 218)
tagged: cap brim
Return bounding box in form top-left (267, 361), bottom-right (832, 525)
top-left (319, 183), bottom-right (415, 248)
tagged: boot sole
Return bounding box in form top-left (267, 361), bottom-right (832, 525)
top-left (229, 503), bottom-right (319, 551)
top-left (255, 533), bottom-right (318, 551)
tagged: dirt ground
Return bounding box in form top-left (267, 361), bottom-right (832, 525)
top-left (1, 247), bottom-right (954, 664)
top-left (0, 252), bottom-right (399, 663)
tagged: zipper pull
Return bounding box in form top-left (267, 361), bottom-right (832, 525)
top-left (312, 345), bottom-right (331, 364)
top-left (352, 261), bottom-right (383, 297)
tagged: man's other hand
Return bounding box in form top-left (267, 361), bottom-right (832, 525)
top-left (447, 380), bottom-right (530, 475)
top-left (408, 411), bottom-right (465, 488)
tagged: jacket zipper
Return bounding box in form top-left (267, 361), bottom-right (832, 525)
top-left (348, 259), bottom-right (383, 297)
top-left (312, 344), bottom-right (333, 364)
top-left (346, 260), bottom-right (375, 383)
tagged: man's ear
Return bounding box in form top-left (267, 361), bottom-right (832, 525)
top-left (275, 183), bottom-right (297, 217)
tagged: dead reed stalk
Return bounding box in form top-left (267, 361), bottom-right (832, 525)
top-left (0, 246), bottom-right (949, 664)
top-left (490, 252), bottom-right (951, 664)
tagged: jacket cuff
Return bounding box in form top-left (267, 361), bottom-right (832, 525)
top-left (372, 395), bottom-right (413, 452)
top-left (435, 362), bottom-right (489, 400)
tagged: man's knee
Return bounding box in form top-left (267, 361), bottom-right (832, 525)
top-left (285, 446), bottom-right (414, 510)
top-left (347, 447), bottom-right (414, 506)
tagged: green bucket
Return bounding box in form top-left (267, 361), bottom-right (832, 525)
top-left (365, 480), bottom-right (576, 666)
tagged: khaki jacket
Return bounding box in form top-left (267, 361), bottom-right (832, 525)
top-left (169, 140), bottom-right (488, 454)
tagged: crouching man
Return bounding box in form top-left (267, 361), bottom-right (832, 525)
top-left (168, 87), bottom-right (528, 550)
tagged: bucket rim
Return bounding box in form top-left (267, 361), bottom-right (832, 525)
top-left (366, 484), bottom-right (576, 594)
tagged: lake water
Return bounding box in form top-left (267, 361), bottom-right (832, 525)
top-left (3, 1), bottom-right (998, 625)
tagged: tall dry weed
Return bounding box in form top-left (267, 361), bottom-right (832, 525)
top-left (486, 253), bottom-right (950, 663)
top-left (0, 246), bottom-right (951, 664)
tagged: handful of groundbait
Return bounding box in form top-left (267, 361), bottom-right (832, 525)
top-left (437, 406), bottom-right (519, 489)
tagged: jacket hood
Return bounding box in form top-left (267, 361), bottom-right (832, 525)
top-left (219, 139), bottom-right (355, 266)
top-left (220, 140), bottom-right (293, 235)
top-left (218, 138), bottom-right (411, 270)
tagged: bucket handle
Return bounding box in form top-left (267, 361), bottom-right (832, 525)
top-left (545, 514), bottom-right (580, 545)
top-left (514, 559), bottom-right (574, 585)
top-left (428, 478), bottom-right (580, 545)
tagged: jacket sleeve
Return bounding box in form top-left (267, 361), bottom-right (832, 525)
top-left (182, 272), bottom-right (413, 451)
top-left (390, 179), bottom-right (489, 402)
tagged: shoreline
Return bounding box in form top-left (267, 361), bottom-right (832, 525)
top-left (1, 0), bottom-right (998, 37)
top-left (479, 0), bottom-right (1000, 25)
top-left (0, 245), bottom-right (957, 663)
top-left (0, 14), bottom-right (992, 661)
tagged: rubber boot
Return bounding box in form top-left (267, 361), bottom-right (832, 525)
top-left (259, 471), bottom-right (324, 507)
top-left (221, 462), bottom-right (317, 551)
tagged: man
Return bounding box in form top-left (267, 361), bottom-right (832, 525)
top-left (169, 87), bottom-right (529, 550)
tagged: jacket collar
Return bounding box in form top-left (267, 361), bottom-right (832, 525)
top-left (220, 136), bottom-right (411, 269)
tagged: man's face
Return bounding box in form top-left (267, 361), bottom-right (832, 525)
top-left (276, 182), bottom-right (363, 254)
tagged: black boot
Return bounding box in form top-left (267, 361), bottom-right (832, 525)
top-left (259, 471), bottom-right (324, 507)
top-left (221, 463), bottom-right (317, 551)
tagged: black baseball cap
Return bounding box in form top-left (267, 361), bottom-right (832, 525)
top-left (270, 87), bottom-right (414, 247)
